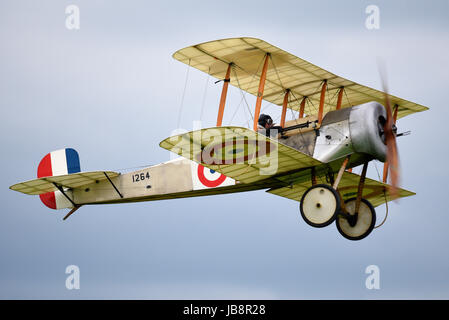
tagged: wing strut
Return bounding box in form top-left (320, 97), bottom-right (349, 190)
top-left (318, 80), bottom-right (327, 124)
top-left (298, 96), bottom-right (307, 118)
top-left (253, 53), bottom-right (270, 131)
top-left (336, 87), bottom-right (344, 110)
top-left (280, 89), bottom-right (290, 127)
top-left (355, 162), bottom-right (369, 214)
top-left (216, 63), bottom-right (232, 126)
top-left (103, 172), bottom-right (123, 198)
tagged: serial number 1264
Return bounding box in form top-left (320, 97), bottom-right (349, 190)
top-left (131, 172), bottom-right (150, 183)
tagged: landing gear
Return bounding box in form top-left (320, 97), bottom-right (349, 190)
top-left (300, 184), bottom-right (340, 228)
top-left (300, 157), bottom-right (347, 228)
top-left (299, 160), bottom-right (377, 241)
top-left (336, 198), bottom-right (376, 241)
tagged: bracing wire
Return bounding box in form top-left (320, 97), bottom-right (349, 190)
top-left (304, 80), bottom-right (325, 116)
top-left (343, 87), bottom-right (352, 107)
top-left (269, 54), bottom-right (285, 90)
top-left (306, 97), bottom-right (316, 116)
top-left (177, 59), bottom-right (191, 128)
top-left (199, 67), bottom-right (211, 122)
top-left (289, 90), bottom-right (302, 119)
top-left (261, 91), bottom-right (284, 113)
top-left (231, 67), bottom-right (254, 125)
top-left (227, 58), bottom-right (265, 127)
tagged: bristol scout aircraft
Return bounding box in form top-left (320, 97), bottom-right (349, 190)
top-left (10, 38), bottom-right (428, 240)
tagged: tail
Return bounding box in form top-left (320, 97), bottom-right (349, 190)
top-left (37, 148), bottom-right (81, 209)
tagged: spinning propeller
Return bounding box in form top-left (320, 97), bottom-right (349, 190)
top-left (378, 64), bottom-right (400, 199)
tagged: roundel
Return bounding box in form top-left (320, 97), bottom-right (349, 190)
top-left (198, 139), bottom-right (277, 165)
top-left (197, 165), bottom-right (227, 187)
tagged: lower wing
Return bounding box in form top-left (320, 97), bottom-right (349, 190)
top-left (159, 126), bottom-right (321, 184)
top-left (267, 171), bottom-right (415, 207)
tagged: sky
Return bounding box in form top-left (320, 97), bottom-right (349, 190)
top-left (0, 0), bottom-right (448, 299)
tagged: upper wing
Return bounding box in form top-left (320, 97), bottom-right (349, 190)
top-left (160, 126), bottom-right (321, 184)
top-left (173, 37), bottom-right (428, 120)
top-left (267, 170), bottom-right (415, 207)
top-left (9, 171), bottom-right (120, 195)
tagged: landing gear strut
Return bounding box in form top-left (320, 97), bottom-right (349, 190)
top-left (299, 159), bottom-right (377, 241)
top-left (336, 198), bottom-right (376, 240)
top-left (336, 162), bottom-right (376, 240)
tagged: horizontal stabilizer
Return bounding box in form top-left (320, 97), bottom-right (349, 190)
top-left (10, 171), bottom-right (120, 195)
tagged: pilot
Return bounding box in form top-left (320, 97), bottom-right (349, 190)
top-left (257, 114), bottom-right (282, 137)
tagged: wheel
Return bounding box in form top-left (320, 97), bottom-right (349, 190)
top-left (300, 184), bottom-right (340, 228)
top-left (336, 198), bottom-right (376, 241)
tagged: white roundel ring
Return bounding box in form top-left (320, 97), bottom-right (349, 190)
top-left (197, 165), bottom-right (226, 187)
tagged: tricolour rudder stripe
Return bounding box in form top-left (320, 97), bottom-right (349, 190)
top-left (37, 153), bottom-right (52, 178)
top-left (50, 149), bottom-right (68, 176)
top-left (37, 148), bottom-right (81, 210)
top-left (66, 148), bottom-right (81, 174)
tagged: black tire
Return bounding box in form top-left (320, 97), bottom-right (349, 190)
top-left (300, 184), bottom-right (341, 228)
top-left (336, 198), bottom-right (376, 241)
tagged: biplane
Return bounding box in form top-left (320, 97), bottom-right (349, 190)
top-left (10, 37), bottom-right (428, 240)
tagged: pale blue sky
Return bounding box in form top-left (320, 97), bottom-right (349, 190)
top-left (1, 0), bottom-right (448, 299)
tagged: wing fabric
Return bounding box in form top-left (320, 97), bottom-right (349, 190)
top-left (267, 171), bottom-right (415, 207)
top-left (173, 37), bottom-right (428, 120)
top-left (9, 171), bottom-right (120, 195)
top-left (160, 126), bottom-right (321, 184)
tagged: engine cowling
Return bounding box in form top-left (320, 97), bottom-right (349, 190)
top-left (349, 102), bottom-right (387, 162)
top-left (313, 102), bottom-right (387, 163)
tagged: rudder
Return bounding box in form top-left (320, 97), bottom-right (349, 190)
top-left (37, 148), bottom-right (81, 209)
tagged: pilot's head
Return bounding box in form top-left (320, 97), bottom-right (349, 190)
top-left (258, 114), bottom-right (274, 129)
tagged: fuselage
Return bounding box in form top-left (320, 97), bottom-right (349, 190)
top-left (69, 102), bottom-right (388, 207)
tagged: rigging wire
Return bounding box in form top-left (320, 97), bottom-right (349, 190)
top-left (305, 97), bottom-right (316, 116)
top-left (230, 55), bottom-right (265, 127)
top-left (199, 67), bottom-right (211, 122)
top-left (230, 67), bottom-right (254, 126)
top-left (343, 87), bottom-right (352, 107)
top-left (269, 54), bottom-right (285, 90)
top-left (227, 56), bottom-right (265, 127)
top-left (329, 85), bottom-right (340, 105)
top-left (289, 90), bottom-right (302, 119)
top-left (285, 90), bottom-right (309, 148)
top-left (257, 57), bottom-right (288, 123)
top-left (303, 80), bottom-right (325, 116)
top-left (261, 91), bottom-right (284, 114)
top-left (229, 93), bottom-right (244, 124)
top-left (177, 59), bottom-right (191, 128)
top-left (230, 54), bottom-right (285, 127)
top-left (326, 83), bottom-right (339, 111)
